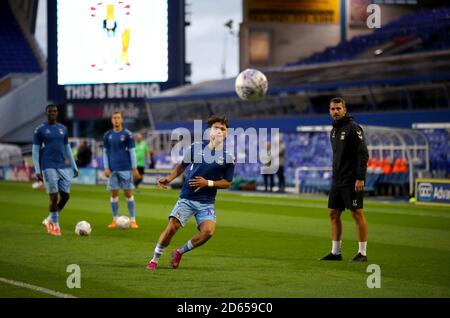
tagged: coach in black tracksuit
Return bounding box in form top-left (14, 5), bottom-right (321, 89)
top-left (320, 97), bottom-right (369, 262)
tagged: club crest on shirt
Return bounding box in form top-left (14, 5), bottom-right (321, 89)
top-left (120, 135), bottom-right (126, 142)
top-left (59, 128), bottom-right (64, 135)
top-left (45, 129), bottom-right (51, 134)
top-left (340, 132), bottom-right (346, 140)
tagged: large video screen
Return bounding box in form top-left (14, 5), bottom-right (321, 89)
top-left (48, 0), bottom-right (185, 101)
top-left (57, 0), bottom-right (168, 85)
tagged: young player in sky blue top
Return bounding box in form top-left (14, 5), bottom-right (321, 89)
top-left (103, 111), bottom-right (140, 229)
top-left (32, 104), bottom-right (78, 236)
top-left (147, 115), bottom-right (235, 270)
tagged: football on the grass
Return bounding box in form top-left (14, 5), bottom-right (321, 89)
top-left (75, 221), bottom-right (92, 236)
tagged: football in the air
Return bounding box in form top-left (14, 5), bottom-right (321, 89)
top-left (235, 68), bottom-right (268, 101)
top-left (116, 216), bottom-right (131, 229)
top-left (75, 221), bottom-right (92, 236)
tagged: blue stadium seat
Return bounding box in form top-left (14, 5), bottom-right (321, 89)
top-left (288, 7), bottom-right (450, 66)
top-left (0, 0), bottom-right (41, 78)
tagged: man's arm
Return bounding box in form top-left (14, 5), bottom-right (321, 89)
top-left (32, 144), bottom-right (42, 181)
top-left (354, 125), bottom-right (369, 192)
top-left (64, 144), bottom-right (79, 177)
top-left (189, 159), bottom-right (234, 190)
top-left (157, 163), bottom-right (188, 188)
top-left (211, 179), bottom-right (232, 189)
top-left (32, 127), bottom-right (43, 181)
top-left (188, 177), bottom-right (232, 190)
top-left (103, 148), bottom-right (111, 177)
top-left (129, 147), bottom-right (140, 180)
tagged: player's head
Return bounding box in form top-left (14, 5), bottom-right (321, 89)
top-left (111, 111), bottom-right (123, 130)
top-left (45, 104), bottom-right (58, 123)
top-left (329, 97), bottom-right (347, 121)
top-left (207, 115), bottom-right (229, 145)
top-left (135, 133), bottom-right (143, 143)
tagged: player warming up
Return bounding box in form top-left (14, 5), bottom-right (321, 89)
top-left (147, 115), bottom-right (235, 270)
top-left (32, 104), bottom-right (78, 236)
top-left (320, 97), bottom-right (369, 262)
top-left (103, 111), bottom-right (140, 229)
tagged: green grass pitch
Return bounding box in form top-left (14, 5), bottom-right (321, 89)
top-left (0, 180), bottom-right (449, 298)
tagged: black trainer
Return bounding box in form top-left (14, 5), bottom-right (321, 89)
top-left (319, 253), bottom-right (343, 261)
top-left (350, 253), bottom-right (367, 262)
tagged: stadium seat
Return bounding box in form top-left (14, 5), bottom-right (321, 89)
top-left (287, 7), bottom-right (450, 66)
top-left (0, 1), bottom-right (41, 78)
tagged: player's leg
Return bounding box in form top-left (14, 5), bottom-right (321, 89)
top-left (46, 193), bottom-right (60, 234)
top-left (188, 220), bottom-right (216, 250)
top-left (331, 208), bottom-right (343, 241)
top-left (350, 208), bottom-right (367, 242)
top-left (147, 200), bottom-right (191, 270)
top-left (41, 169), bottom-right (61, 236)
top-left (108, 190), bottom-right (120, 228)
top-left (57, 192), bottom-right (70, 211)
top-left (171, 203), bottom-right (216, 269)
top-left (160, 217), bottom-right (183, 246)
top-left (171, 221), bottom-right (216, 269)
top-left (147, 217), bottom-right (183, 269)
top-left (320, 186), bottom-right (344, 260)
top-left (56, 168), bottom-right (72, 213)
top-left (350, 208), bottom-right (368, 262)
top-left (107, 171), bottom-right (120, 228)
top-left (124, 188), bottom-right (138, 228)
top-left (121, 171), bottom-right (138, 228)
top-left (343, 187), bottom-right (368, 262)
top-left (330, 208), bottom-right (343, 251)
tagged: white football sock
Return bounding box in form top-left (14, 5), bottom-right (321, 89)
top-left (358, 242), bottom-right (367, 256)
top-left (331, 240), bottom-right (342, 255)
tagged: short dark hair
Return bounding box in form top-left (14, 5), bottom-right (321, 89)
top-left (330, 97), bottom-right (346, 107)
top-left (207, 115), bottom-right (229, 128)
top-left (112, 111), bottom-right (123, 117)
top-left (45, 104), bottom-right (58, 111)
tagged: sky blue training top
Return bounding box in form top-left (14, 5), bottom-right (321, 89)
top-left (32, 122), bottom-right (71, 170)
top-left (179, 141), bottom-right (235, 204)
top-left (103, 128), bottom-right (136, 171)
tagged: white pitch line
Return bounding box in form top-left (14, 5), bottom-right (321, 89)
top-left (0, 277), bottom-right (77, 298)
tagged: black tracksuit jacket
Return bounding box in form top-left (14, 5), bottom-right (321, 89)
top-left (330, 115), bottom-right (369, 188)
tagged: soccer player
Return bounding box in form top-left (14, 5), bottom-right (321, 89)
top-left (103, 111), bottom-right (140, 229)
top-left (133, 133), bottom-right (151, 191)
top-left (146, 115), bottom-right (235, 270)
top-left (32, 104), bottom-right (78, 236)
top-left (321, 97), bottom-right (369, 262)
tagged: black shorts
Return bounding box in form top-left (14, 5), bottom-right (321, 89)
top-left (328, 185), bottom-right (364, 210)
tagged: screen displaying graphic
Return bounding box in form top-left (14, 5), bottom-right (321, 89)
top-left (57, 0), bottom-right (168, 85)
